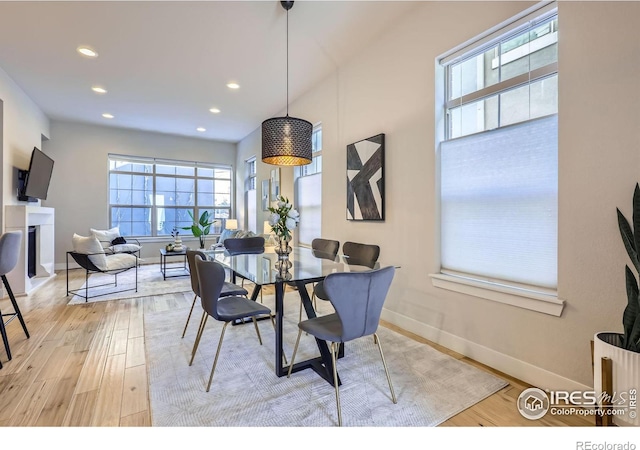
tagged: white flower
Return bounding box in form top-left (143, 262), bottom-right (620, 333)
top-left (268, 213), bottom-right (280, 226)
top-left (277, 200), bottom-right (286, 208)
top-left (285, 217), bottom-right (298, 230)
top-left (287, 209), bottom-right (299, 220)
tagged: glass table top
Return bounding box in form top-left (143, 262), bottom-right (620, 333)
top-left (203, 246), bottom-right (384, 285)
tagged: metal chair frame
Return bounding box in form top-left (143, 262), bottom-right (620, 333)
top-left (66, 251), bottom-right (138, 302)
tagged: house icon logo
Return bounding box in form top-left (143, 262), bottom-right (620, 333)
top-left (517, 388), bottom-right (550, 420)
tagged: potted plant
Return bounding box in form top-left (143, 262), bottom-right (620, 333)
top-left (182, 210), bottom-right (216, 249)
top-left (593, 183), bottom-right (640, 426)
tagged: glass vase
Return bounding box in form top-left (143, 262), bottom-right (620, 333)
top-left (274, 235), bottom-right (292, 259)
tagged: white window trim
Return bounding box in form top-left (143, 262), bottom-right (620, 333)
top-left (434, 2), bottom-right (560, 316)
top-left (429, 272), bottom-right (564, 317)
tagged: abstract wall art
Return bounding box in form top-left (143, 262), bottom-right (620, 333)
top-left (346, 133), bottom-right (385, 221)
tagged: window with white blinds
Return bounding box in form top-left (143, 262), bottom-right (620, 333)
top-left (295, 125), bottom-right (322, 247)
top-left (440, 115), bottom-right (557, 288)
top-left (437, 4), bottom-right (559, 300)
top-left (296, 173), bottom-right (321, 246)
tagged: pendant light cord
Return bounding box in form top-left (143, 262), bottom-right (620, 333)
top-left (286, 7), bottom-right (289, 116)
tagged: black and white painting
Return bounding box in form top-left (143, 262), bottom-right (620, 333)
top-left (347, 133), bottom-right (384, 221)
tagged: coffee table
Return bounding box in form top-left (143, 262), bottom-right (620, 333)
top-left (159, 248), bottom-right (189, 280)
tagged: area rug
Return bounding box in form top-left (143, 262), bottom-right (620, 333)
top-left (67, 263), bottom-right (191, 305)
top-left (145, 293), bottom-right (509, 427)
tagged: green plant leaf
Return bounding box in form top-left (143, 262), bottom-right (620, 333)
top-left (627, 312), bottom-right (640, 353)
top-left (633, 184), bottom-right (640, 256)
top-left (191, 225), bottom-right (202, 237)
top-left (618, 208), bottom-right (640, 274)
top-left (199, 211), bottom-right (210, 227)
top-left (203, 225), bottom-right (211, 235)
top-left (623, 265), bottom-right (640, 349)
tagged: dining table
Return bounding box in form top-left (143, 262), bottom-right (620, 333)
top-left (204, 245), bottom-right (387, 386)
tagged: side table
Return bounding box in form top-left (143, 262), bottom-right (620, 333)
top-left (159, 248), bottom-right (189, 280)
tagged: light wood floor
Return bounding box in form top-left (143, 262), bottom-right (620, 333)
top-left (0, 268), bottom-right (593, 427)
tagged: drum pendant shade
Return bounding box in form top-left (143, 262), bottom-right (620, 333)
top-left (261, 1), bottom-right (312, 166)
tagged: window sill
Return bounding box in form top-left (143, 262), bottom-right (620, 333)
top-left (429, 273), bottom-right (565, 317)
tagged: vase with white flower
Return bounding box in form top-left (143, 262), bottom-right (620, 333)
top-left (267, 195), bottom-right (300, 260)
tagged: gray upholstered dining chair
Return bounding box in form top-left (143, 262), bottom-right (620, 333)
top-left (0, 231), bottom-right (30, 369)
top-left (287, 266), bottom-right (397, 426)
top-left (181, 250), bottom-right (249, 339)
top-left (191, 256), bottom-right (273, 392)
top-left (313, 241), bottom-right (380, 302)
top-left (223, 236), bottom-right (265, 302)
top-left (288, 238), bottom-right (340, 322)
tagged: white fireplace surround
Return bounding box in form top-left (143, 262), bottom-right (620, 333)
top-left (5, 205), bottom-right (56, 296)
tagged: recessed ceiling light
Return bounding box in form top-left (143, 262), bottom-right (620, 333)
top-left (91, 86), bottom-right (107, 94)
top-left (226, 82), bottom-right (240, 90)
top-left (77, 46), bottom-right (98, 58)
top-left (209, 107), bottom-right (221, 114)
top-left (196, 127), bottom-right (206, 132)
top-left (102, 113), bottom-right (114, 119)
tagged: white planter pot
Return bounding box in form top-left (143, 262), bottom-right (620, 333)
top-left (593, 332), bottom-right (640, 426)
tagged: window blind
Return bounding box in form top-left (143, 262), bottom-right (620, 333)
top-left (440, 114), bottom-right (558, 289)
top-left (296, 173), bottom-right (322, 247)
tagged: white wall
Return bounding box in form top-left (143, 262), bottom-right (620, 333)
top-left (236, 1), bottom-right (640, 389)
top-left (44, 120), bottom-right (237, 265)
top-left (237, 126), bottom-right (296, 233)
top-left (0, 65), bottom-right (50, 230)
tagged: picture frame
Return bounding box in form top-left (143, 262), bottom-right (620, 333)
top-left (261, 179), bottom-right (270, 211)
top-left (270, 168), bottom-right (280, 201)
top-left (346, 133), bottom-right (385, 221)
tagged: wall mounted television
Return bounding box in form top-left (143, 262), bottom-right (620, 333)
top-left (18, 147), bottom-right (55, 202)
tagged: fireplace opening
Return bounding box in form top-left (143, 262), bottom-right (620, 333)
top-left (28, 226), bottom-right (36, 278)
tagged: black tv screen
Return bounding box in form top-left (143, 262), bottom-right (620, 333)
top-left (24, 147), bottom-right (54, 200)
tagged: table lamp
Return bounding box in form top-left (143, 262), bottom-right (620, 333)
top-left (226, 219), bottom-right (238, 230)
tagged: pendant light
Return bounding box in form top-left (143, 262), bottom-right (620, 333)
top-left (261, 1), bottom-right (312, 166)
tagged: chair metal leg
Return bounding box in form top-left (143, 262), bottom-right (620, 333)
top-left (181, 294), bottom-right (198, 338)
top-left (189, 312), bottom-right (208, 366)
top-left (206, 321), bottom-right (229, 392)
top-left (374, 332), bottom-right (397, 404)
top-left (252, 316), bottom-right (263, 346)
top-left (0, 306), bottom-right (10, 360)
top-left (2, 275), bottom-right (29, 338)
top-left (331, 342), bottom-right (342, 426)
top-left (287, 328), bottom-right (303, 378)
top-left (0, 276), bottom-right (29, 361)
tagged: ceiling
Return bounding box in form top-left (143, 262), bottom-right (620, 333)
top-left (0, 1), bottom-right (418, 143)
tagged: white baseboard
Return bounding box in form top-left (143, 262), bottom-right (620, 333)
top-left (381, 308), bottom-right (591, 393)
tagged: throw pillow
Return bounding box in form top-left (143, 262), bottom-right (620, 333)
top-left (90, 226), bottom-right (121, 249)
top-left (111, 236), bottom-right (127, 245)
top-left (72, 233), bottom-right (108, 270)
top-left (218, 229), bottom-right (240, 245)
